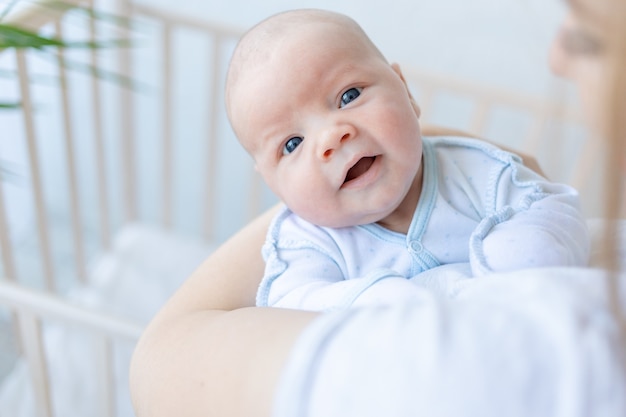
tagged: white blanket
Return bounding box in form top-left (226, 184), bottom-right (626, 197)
top-left (275, 266), bottom-right (626, 417)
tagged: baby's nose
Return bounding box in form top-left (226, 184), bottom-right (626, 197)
top-left (319, 127), bottom-right (354, 160)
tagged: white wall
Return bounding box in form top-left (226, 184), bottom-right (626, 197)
top-left (136, 0), bottom-right (569, 97)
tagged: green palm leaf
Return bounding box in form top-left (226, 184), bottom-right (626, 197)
top-left (1, 1), bottom-right (140, 111)
top-left (0, 23), bottom-right (132, 49)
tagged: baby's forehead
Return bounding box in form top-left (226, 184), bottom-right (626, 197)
top-left (236, 12), bottom-right (372, 65)
top-left (226, 10), bottom-right (385, 144)
top-left (228, 14), bottom-right (371, 100)
top-left (252, 10), bottom-right (359, 40)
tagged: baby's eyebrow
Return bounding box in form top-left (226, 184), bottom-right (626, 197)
top-left (252, 130), bottom-right (287, 161)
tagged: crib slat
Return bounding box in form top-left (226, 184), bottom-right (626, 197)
top-left (16, 49), bottom-right (56, 291)
top-left (56, 21), bottom-right (87, 283)
top-left (570, 135), bottom-right (601, 195)
top-left (202, 35), bottom-right (222, 241)
top-left (469, 100), bottom-right (491, 137)
top-left (161, 22), bottom-right (173, 229)
top-left (0, 180), bottom-right (17, 282)
top-left (416, 85), bottom-right (434, 124)
top-left (93, 334), bottom-right (115, 417)
top-left (521, 113), bottom-right (548, 156)
top-left (89, 0), bottom-right (112, 250)
top-left (0, 280), bottom-right (144, 340)
top-left (132, 3), bottom-right (244, 38)
top-left (117, 0), bottom-right (136, 222)
top-left (0, 184), bottom-right (24, 356)
top-left (17, 311), bottom-right (53, 417)
top-left (247, 173), bottom-right (263, 222)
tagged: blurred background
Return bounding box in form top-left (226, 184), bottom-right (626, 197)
top-left (142, 0), bottom-right (569, 96)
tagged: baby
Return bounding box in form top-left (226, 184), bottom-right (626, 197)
top-left (225, 9), bottom-right (590, 311)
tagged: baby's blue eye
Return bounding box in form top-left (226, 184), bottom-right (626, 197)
top-left (340, 88), bottom-right (361, 108)
top-left (283, 136), bottom-right (303, 155)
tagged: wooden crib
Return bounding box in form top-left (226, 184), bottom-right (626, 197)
top-left (0, 1), bottom-right (602, 416)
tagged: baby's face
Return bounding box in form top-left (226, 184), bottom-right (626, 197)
top-left (229, 22), bottom-right (422, 228)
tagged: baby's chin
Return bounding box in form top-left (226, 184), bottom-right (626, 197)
top-left (298, 210), bottom-right (387, 229)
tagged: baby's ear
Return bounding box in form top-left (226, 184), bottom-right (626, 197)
top-left (390, 62), bottom-right (404, 79)
top-left (391, 63), bottom-right (421, 118)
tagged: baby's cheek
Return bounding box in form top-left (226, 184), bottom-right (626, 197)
top-left (285, 187), bottom-right (323, 218)
top-left (291, 196), bottom-right (347, 228)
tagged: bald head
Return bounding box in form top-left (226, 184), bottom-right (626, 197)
top-left (225, 9), bottom-right (386, 126)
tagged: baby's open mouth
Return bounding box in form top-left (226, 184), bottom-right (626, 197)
top-left (344, 156), bottom-right (376, 184)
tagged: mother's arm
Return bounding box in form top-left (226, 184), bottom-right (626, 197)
top-left (129, 205), bottom-right (317, 417)
top-left (158, 205), bottom-right (278, 313)
top-left (129, 126), bottom-right (544, 417)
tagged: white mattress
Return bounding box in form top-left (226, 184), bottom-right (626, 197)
top-left (0, 223), bottom-right (215, 417)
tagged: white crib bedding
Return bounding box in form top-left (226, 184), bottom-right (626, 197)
top-left (0, 220), bottom-right (624, 417)
top-left (0, 223), bottom-right (216, 417)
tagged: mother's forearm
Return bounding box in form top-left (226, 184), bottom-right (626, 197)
top-left (159, 204), bottom-right (280, 317)
top-left (130, 204), bottom-right (288, 417)
top-left (131, 306), bottom-right (317, 417)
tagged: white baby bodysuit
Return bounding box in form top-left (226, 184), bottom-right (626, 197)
top-left (257, 136), bottom-right (590, 311)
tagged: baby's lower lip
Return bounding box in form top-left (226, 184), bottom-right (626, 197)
top-left (343, 156), bottom-right (376, 185)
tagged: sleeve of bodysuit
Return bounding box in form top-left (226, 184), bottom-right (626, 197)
top-left (469, 152), bottom-right (590, 276)
top-left (257, 208), bottom-right (427, 311)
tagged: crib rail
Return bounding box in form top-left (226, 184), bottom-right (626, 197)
top-left (0, 0), bottom-right (257, 292)
top-left (0, 0), bottom-right (85, 34)
top-left (127, 3), bottom-right (249, 235)
top-left (2, 0), bottom-right (111, 290)
top-left (0, 279), bottom-right (142, 417)
top-left (403, 66), bottom-right (582, 144)
top-left (1, 3), bottom-right (250, 415)
top-left (402, 65), bottom-right (604, 217)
